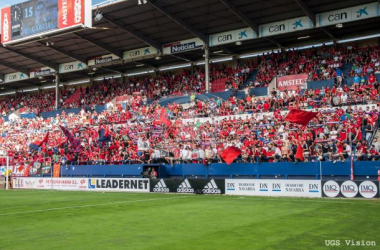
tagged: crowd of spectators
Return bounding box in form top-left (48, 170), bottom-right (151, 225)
top-left (0, 88), bottom-right (379, 172)
top-left (250, 43), bottom-right (380, 87)
top-left (0, 43), bottom-right (380, 173)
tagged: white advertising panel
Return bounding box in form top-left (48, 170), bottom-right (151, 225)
top-left (316, 2), bottom-right (380, 27)
top-left (12, 177), bottom-right (150, 193)
top-left (4, 71), bottom-right (29, 83)
top-left (163, 38), bottom-right (203, 55)
top-left (359, 181), bottom-right (378, 199)
top-left (209, 27), bottom-right (257, 47)
top-left (13, 177), bottom-right (88, 190)
top-left (30, 67), bottom-right (56, 78)
top-left (259, 16), bottom-right (313, 37)
top-left (59, 61), bottom-right (88, 74)
top-left (87, 178), bottom-right (150, 193)
top-left (123, 46), bottom-right (160, 60)
top-left (88, 54), bottom-right (120, 66)
top-left (225, 179), bottom-right (321, 197)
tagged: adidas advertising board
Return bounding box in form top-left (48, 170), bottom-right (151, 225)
top-left (149, 179), bottom-right (225, 194)
top-left (153, 179), bottom-right (170, 193)
top-left (322, 181), bottom-right (379, 198)
top-left (202, 179), bottom-right (222, 194)
top-left (225, 180), bottom-right (321, 197)
top-left (177, 179), bottom-right (194, 193)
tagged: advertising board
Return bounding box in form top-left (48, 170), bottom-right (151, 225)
top-left (225, 179), bottom-right (322, 197)
top-left (322, 181), bottom-right (378, 198)
top-left (150, 178), bottom-right (225, 194)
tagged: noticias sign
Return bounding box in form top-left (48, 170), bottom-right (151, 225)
top-left (163, 38), bottom-right (203, 55)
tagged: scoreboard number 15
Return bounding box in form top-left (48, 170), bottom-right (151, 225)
top-left (24, 7), bottom-right (33, 18)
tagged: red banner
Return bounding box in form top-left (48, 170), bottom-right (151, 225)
top-left (115, 95), bottom-right (132, 108)
top-left (58, 0), bottom-right (84, 29)
top-left (1, 7), bottom-right (11, 43)
top-left (276, 74), bottom-right (308, 91)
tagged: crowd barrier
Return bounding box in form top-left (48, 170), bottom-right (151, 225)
top-left (60, 162), bottom-right (380, 180)
top-left (10, 177), bottom-right (379, 199)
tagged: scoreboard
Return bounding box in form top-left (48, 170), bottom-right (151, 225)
top-left (1, 0), bottom-right (91, 44)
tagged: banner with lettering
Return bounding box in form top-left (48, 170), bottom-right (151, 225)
top-left (276, 74), bottom-right (308, 91)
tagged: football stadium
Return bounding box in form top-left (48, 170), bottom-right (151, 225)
top-left (0, 0), bottom-right (380, 249)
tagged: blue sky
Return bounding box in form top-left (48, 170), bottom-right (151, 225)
top-left (0, 0), bottom-right (105, 9)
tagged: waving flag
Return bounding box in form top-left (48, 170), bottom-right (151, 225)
top-left (29, 132), bottom-right (49, 151)
top-left (221, 146), bottom-right (241, 165)
top-left (98, 125), bottom-right (112, 148)
top-left (284, 109), bottom-right (318, 127)
top-left (295, 143), bottom-right (304, 161)
top-left (59, 126), bottom-right (81, 152)
top-left (155, 108), bottom-right (171, 127)
top-left (98, 125), bottom-right (111, 142)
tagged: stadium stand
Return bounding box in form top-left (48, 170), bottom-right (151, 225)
top-left (0, 0), bottom-right (379, 179)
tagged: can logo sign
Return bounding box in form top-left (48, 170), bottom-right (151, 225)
top-left (323, 181), bottom-right (340, 197)
top-left (359, 181), bottom-right (378, 198)
top-left (340, 181), bottom-right (358, 198)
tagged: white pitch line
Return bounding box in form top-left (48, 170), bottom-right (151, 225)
top-left (0, 196), bottom-right (190, 216)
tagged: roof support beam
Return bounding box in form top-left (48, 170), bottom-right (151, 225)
top-left (294, 0), bottom-right (316, 26)
top-left (2, 46), bottom-right (58, 70)
top-left (220, 0), bottom-right (258, 34)
top-left (74, 33), bottom-right (123, 59)
top-left (147, 0), bottom-right (208, 43)
top-left (0, 60), bottom-right (29, 75)
top-left (293, 0), bottom-right (336, 39)
top-left (219, 0), bottom-right (282, 47)
top-left (320, 27), bottom-right (336, 39)
top-left (38, 42), bottom-right (87, 63)
top-left (102, 15), bottom-right (163, 53)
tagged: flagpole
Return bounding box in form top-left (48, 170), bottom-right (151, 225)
top-left (350, 139), bottom-right (354, 181)
top-left (5, 156), bottom-right (9, 190)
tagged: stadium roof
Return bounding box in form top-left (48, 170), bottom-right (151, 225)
top-left (0, 0), bottom-right (379, 92)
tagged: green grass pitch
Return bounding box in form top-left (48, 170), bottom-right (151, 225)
top-left (0, 189), bottom-right (379, 250)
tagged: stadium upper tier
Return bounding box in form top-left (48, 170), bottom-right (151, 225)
top-left (1, 42), bottom-right (380, 116)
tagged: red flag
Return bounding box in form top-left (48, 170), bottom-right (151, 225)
top-left (29, 132), bottom-right (49, 151)
top-left (295, 143), bottom-right (304, 161)
top-left (159, 108), bottom-right (171, 127)
top-left (221, 146), bottom-right (241, 165)
top-left (160, 116), bottom-right (171, 127)
top-left (284, 109), bottom-right (318, 127)
top-left (42, 131), bottom-right (49, 143)
top-left (23, 163), bottom-right (32, 177)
